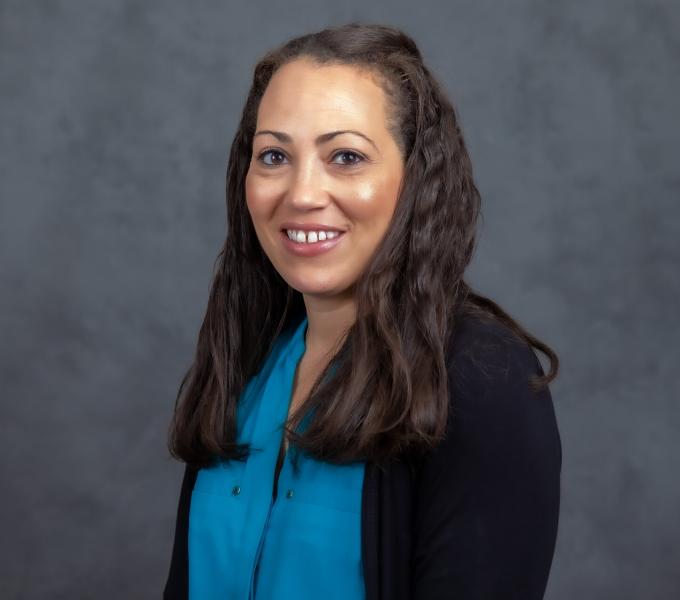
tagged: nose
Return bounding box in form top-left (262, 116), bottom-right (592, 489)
top-left (285, 157), bottom-right (330, 210)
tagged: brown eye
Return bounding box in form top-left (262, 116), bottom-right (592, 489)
top-left (258, 149), bottom-right (287, 166)
top-left (332, 150), bottom-right (365, 166)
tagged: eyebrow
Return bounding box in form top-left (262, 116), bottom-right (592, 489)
top-left (254, 129), bottom-right (379, 153)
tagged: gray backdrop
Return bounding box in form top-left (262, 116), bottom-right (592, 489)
top-left (1, 1), bottom-right (678, 598)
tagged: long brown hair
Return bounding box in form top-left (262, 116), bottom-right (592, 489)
top-left (167, 23), bottom-right (559, 470)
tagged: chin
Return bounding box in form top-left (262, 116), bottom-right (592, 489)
top-left (292, 283), bottom-right (339, 296)
top-left (285, 275), bottom-right (345, 297)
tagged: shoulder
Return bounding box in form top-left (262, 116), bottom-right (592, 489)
top-left (445, 312), bottom-right (548, 411)
top-left (447, 312), bottom-right (542, 384)
top-left (433, 312), bottom-right (561, 473)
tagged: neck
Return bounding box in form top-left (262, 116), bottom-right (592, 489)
top-left (301, 291), bottom-right (356, 360)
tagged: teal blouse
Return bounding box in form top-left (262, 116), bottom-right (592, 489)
top-left (188, 315), bottom-right (366, 599)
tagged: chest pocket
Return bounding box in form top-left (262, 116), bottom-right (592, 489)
top-left (192, 459), bottom-right (244, 498)
top-left (283, 457), bottom-right (366, 515)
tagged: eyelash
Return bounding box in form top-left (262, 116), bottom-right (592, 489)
top-left (256, 148), bottom-right (366, 168)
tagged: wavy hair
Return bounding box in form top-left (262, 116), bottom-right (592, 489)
top-left (167, 23), bottom-right (559, 470)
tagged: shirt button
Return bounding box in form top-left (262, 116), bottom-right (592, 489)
top-left (232, 485), bottom-right (241, 496)
top-left (285, 489), bottom-right (294, 499)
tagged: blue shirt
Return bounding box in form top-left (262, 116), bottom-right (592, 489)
top-left (188, 315), bottom-right (366, 599)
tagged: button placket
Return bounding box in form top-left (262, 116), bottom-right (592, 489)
top-left (247, 317), bottom-right (307, 599)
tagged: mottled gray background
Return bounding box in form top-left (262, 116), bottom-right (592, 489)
top-left (1, 0), bottom-right (678, 598)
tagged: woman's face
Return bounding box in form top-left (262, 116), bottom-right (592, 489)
top-left (245, 58), bottom-right (404, 299)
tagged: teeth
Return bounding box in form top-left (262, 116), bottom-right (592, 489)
top-left (286, 229), bottom-right (341, 244)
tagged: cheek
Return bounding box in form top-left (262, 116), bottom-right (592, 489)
top-left (245, 173), bottom-right (286, 214)
top-left (347, 179), bottom-right (400, 230)
top-left (355, 180), bottom-right (379, 204)
top-left (244, 174), bottom-right (270, 222)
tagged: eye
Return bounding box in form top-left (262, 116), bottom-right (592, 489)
top-left (257, 149), bottom-right (287, 167)
top-left (331, 150), bottom-right (365, 167)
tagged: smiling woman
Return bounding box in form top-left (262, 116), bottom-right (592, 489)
top-left (164, 22), bottom-right (561, 600)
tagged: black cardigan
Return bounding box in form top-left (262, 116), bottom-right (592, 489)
top-left (163, 314), bottom-right (562, 599)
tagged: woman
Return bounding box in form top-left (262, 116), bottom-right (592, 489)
top-left (164, 23), bottom-right (561, 600)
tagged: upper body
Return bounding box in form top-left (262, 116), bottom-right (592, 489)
top-left (166, 22), bottom-right (563, 600)
top-left (164, 312), bottom-right (562, 600)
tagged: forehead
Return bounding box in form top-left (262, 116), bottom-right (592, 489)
top-left (257, 59), bottom-right (388, 133)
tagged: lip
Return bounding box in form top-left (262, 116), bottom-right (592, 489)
top-left (280, 222), bottom-right (347, 233)
top-left (280, 229), bottom-right (347, 257)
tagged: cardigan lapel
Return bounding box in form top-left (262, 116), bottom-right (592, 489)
top-left (366, 458), bottom-right (416, 600)
top-left (163, 463), bottom-right (198, 600)
top-left (361, 461), bottom-right (380, 600)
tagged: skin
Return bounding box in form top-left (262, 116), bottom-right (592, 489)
top-left (245, 57), bottom-right (405, 414)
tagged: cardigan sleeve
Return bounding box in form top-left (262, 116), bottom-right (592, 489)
top-left (411, 320), bottom-right (562, 600)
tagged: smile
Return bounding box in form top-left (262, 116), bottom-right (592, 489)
top-left (285, 229), bottom-right (341, 243)
top-left (279, 229), bottom-right (347, 257)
